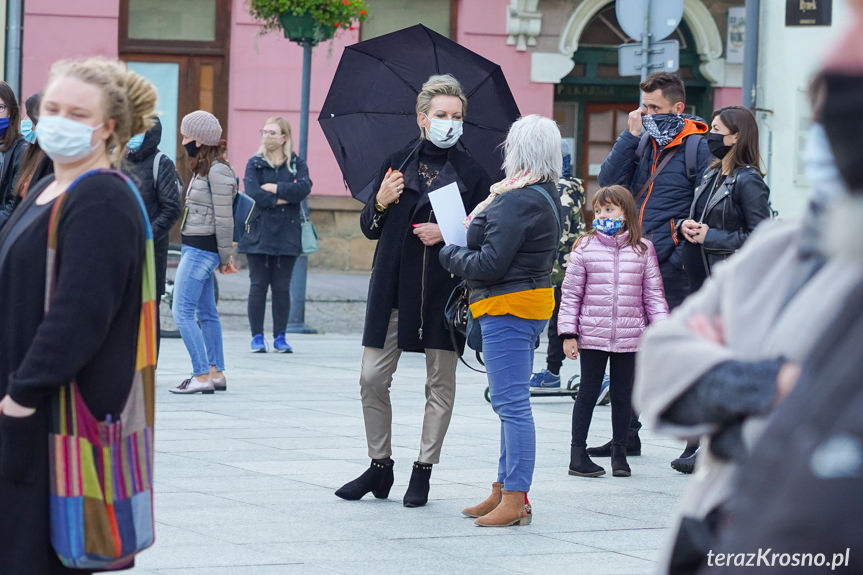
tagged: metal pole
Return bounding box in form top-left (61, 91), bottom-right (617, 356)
top-left (640, 0), bottom-right (650, 82)
top-left (286, 39), bottom-right (317, 334)
top-left (5, 0), bottom-right (24, 98)
top-left (742, 0), bottom-right (761, 109)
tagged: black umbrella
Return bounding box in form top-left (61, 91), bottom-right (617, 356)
top-left (318, 24), bottom-right (521, 203)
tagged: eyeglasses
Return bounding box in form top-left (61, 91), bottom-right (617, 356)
top-left (259, 129), bottom-right (281, 137)
top-left (0, 105), bottom-right (7, 112)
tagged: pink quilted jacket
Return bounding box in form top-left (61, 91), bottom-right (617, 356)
top-left (558, 230), bottom-right (668, 353)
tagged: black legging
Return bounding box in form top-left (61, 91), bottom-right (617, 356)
top-left (571, 349), bottom-right (636, 448)
top-left (247, 254), bottom-right (297, 337)
top-left (545, 285), bottom-right (565, 374)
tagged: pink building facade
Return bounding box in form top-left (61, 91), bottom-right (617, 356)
top-left (21, 0), bottom-right (742, 268)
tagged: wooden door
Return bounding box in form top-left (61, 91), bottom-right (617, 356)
top-left (582, 102), bottom-right (636, 210)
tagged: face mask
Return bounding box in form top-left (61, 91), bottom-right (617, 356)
top-left (263, 138), bottom-right (283, 152)
top-left (642, 113), bottom-right (685, 147)
top-left (20, 119), bottom-right (36, 144)
top-left (821, 72), bottom-right (863, 192)
top-left (0, 118), bottom-right (9, 137)
top-left (707, 132), bottom-right (733, 159)
top-left (804, 123), bottom-right (849, 213)
top-left (593, 216), bottom-right (624, 236)
top-left (127, 133), bottom-right (145, 151)
top-left (35, 115), bottom-right (103, 164)
top-left (425, 114), bottom-right (463, 149)
top-left (184, 140), bottom-right (200, 158)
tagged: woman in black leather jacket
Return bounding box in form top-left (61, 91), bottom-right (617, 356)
top-left (678, 106), bottom-right (771, 291)
top-left (439, 115), bottom-right (563, 528)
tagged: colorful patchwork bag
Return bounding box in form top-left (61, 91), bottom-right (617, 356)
top-left (45, 169), bottom-right (157, 569)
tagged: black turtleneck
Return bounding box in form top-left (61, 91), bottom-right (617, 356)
top-left (417, 139), bottom-right (448, 194)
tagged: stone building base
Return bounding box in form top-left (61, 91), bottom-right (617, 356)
top-left (307, 195), bottom-right (376, 271)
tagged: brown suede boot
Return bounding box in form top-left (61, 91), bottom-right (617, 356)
top-left (474, 489), bottom-right (532, 527)
top-left (462, 482), bottom-right (503, 518)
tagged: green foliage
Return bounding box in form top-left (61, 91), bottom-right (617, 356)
top-left (247, 0), bottom-right (369, 34)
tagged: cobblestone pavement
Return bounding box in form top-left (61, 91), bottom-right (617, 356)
top-left (136, 286), bottom-right (691, 574)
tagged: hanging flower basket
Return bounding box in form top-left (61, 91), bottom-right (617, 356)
top-left (278, 11), bottom-right (334, 43)
top-left (248, 0), bottom-right (369, 44)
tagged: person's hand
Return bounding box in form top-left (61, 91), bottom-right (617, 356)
top-left (276, 199), bottom-right (288, 205)
top-left (628, 107), bottom-right (645, 137)
top-left (687, 313), bottom-right (725, 344)
top-left (375, 168), bottom-right (404, 208)
top-left (682, 220), bottom-right (709, 244)
top-left (413, 223), bottom-right (443, 246)
top-left (219, 258), bottom-right (238, 275)
top-left (0, 395), bottom-right (36, 418)
top-left (563, 338), bottom-right (579, 360)
top-left (261, 183), bottom-right (278, 194)
top-left (680, 219), bottom-right (708, 244)
top-left (774, 362), bottom-right (802, 405)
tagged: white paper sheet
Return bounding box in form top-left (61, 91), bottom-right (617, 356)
top-left (428, 182), bottom-right (467, 247)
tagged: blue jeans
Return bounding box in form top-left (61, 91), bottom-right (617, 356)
top-left (173, 245), bottom-right (225, 376)
top-left (479, 314), bottom-right (547, 492)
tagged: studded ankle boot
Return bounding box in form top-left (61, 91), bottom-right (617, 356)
top-left (335, 458), bottom-right (394, 500)
top-left (403, 461), bottom-right (433, 508)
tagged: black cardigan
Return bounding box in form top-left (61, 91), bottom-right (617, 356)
top-left (0, 172), bottom-right (144, 575)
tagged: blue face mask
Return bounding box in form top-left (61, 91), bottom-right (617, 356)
top-left (127, 133), bottom-right (145, 151)
top-left (35, 115), bottom-right (103, 165)
top-left (593, 216), bottom-right (625, 236)
top-left (0, 117), bottom-right (9, 137)
top-left (20, 119), bottom-right (36, 143)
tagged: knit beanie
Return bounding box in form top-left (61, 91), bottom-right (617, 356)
top-left (181, 110), bottom-right (222, 146)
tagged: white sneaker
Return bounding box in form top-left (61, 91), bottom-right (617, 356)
top-left (170, 377), bottom-right (215, 394)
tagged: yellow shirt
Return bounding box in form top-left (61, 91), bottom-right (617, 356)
top-left (469, 288), bottom-right (555, 321)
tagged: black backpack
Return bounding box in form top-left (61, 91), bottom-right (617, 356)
top-left (634, 132), bottom-right (702, 185)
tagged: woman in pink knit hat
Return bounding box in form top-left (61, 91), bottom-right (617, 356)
top-left (170, 110), bottom-right (238, 395)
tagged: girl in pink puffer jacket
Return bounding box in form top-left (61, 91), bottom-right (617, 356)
top-left (558, 185), bottom-right (668, 478)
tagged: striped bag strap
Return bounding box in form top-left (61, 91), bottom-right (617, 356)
top-left (45, 169), bottom-right (157, 430)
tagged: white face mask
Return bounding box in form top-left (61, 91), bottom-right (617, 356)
top-left (424, 114), bottom-right (463, 149)
top-left (36, 115), bottom-right (103, 164)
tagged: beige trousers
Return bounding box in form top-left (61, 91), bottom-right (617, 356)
top-left (359, 310), bottom-right (458, 464)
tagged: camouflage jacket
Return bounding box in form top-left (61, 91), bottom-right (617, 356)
top-left (551, 175), bottom-right (586, 285)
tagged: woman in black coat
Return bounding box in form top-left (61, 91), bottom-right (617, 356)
top-left (123, 116), bottom-right (183, 346)
top-left (335, 74), bottom-right (491, 508)
top-left (0, 81), bottom-right (28, 229)
top-left (678, 106), bottom-right (772, 292)
top-left (238, 116), bottom-right (311, 353)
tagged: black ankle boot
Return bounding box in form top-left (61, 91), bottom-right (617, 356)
top-left (568, 445), bottom-right (606, 477)
top-left (403, 461), bottom-right (433, 507)
top-left (587, 431), bottom-right (641, 458)
top-left (671, 444), bottom-right (699, 474)
top-left (335, 458), bottom-right (394, 500)
top-left (611, 444), bottom-right (631, 477)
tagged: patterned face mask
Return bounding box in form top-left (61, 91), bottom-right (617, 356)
top-left (642, 113), bottom-right (685, 147)
top-left (593, 216), bottom-right (624, 236)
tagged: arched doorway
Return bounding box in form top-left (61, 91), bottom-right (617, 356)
top-left (553, 3), bottom-right (713, 202)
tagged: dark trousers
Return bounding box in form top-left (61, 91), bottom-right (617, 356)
top-left (659, 259), bottom-right (691, 312)
top-left (572, 349), bottom-right (636, 447)
top-left (154, 236), bottom-right (169, 359)
top-left (545, 285), bottom-right (565, 374)
top-left (247, 253), bottom-right (297, 337)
